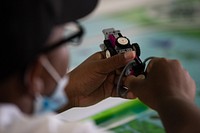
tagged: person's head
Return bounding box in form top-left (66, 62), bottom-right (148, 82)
top-left (0, 0), bottom-right (98, 114)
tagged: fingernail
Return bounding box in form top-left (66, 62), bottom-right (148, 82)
top-left (124, 51), bottom-right (136, 60)
top-left (137, 74), bottom-right (145, 79)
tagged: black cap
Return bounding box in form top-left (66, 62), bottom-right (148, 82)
top-left (1, 0), bottom-right (98, 80)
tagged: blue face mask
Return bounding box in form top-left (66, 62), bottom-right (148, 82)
top-left (34, 56), bottom-right (69, 114)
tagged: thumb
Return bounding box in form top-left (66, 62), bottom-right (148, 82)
top-left (100, 51), bottom-right (136, 73)
top-left (124, 74), bottom-right (145, 94)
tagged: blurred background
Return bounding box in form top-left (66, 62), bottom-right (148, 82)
top-left (69, 0), bottom-right (200, 84)
top-left (60, 0), bottom-right (200, 132)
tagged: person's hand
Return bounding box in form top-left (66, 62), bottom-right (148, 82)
top-left (65, 51), bottom-right (136, 107)
top-left (124, 58), bottom-right (196, 110)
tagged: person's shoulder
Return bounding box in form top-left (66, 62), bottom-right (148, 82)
top-left (0, 103), bottom-right (22, 119)
top-left (0, 104), bottom-right (56, 133)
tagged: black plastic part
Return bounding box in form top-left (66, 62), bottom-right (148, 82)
top-left (104, 40), bottom-right (111, 48)
top-left (116, 37), bottom-right (130, 48)
top-left (132, 57), bottom-right (145, 76)
top-left (118, 33), bottom-right (123, 37)
top-left (132, 43), bottom-right (141, 56)
top-left (107, 47), bottom-right (117, 56)
top-left (104, 40), bottom-right (117, 56)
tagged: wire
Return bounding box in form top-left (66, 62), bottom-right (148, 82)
top-left (116, 56), bottom-right (156, 97)
top-left (116, 60), bottom-right (136, 97)
top-left (143, 56), bottom-right (156, 65)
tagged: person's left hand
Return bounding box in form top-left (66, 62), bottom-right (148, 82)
top-left (65, 51), bottom-right (135, 107)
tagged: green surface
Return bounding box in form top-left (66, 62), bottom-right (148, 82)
top-left (89, 99), bottom-right (148, 125)
top-left (87, 99), bottom-right (165, 133)
top-left (111, 120), bottom-right (164, 133)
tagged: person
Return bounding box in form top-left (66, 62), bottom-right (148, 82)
top-left (124, 58), bottom-right (200, 133)
top-left (0, 0), bottom-right (200, 133)
top-left (0, 0), bottom-right (135, 133)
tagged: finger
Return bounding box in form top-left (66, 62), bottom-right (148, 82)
top-left (126, 91), bottom-right (137, 99)
top-left (124, 75), bottom-right (145, 93)
top-left (85, 51), bottom-right (106, 61)
top-left (114, 75), bottom-right (120, 85)
top-left (118, 87), bottom-right (138, 99)
top-left (116, 68), bottom-right (124, 75)
top-left (137, 74), bottom-right (145, 79)
top-left (145, 58), bottom-right (159, 73)
top-left (145, 57), bottom-right (165, 73)
top-left (111, 86), bottom-right (118, 97)
top-left (99, 51), bottom-right (136, 73)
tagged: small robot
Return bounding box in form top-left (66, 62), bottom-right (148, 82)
top-left (100, 28), bottom-right (145, 76)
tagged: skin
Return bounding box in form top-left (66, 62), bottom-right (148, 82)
top-left (0, 24), bottom-right (70, 114)
top-left (0, 24), bottom-right (136, 114)
top-left (1, 23), bottom-right (200, 133)
top-left (124, 58), bottom-right (200, 133)
top-left (61, 50), bottom-right (136, 110)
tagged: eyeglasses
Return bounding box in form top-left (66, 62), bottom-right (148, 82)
top-left (40, 21), bottom-right (84, 54)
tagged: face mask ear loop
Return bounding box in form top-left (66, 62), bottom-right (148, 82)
top-left (40, 56), bottom-right (61, 83)
top-left (34, 92), bottom-right (44, 114)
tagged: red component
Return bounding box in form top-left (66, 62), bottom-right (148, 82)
top-left (108, 34), bottom-right (116, 47)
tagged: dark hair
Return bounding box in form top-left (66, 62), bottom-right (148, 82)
top-left (0, 0), bottom-right (98, 80)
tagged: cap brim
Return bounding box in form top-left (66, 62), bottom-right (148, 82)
top-left (59, 0), bottom-right (99, 23)
top-left (1, 0), bottom-right (99, 79)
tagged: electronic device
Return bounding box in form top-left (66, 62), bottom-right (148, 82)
top-left (100, 28), bottom-right (145, 76)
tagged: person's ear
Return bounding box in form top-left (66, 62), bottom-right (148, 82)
top-left (24, 56), bottom-right (45, 97)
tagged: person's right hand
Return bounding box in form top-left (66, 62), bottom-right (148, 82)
top-left (124, 58), bottom-right (196, 111)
